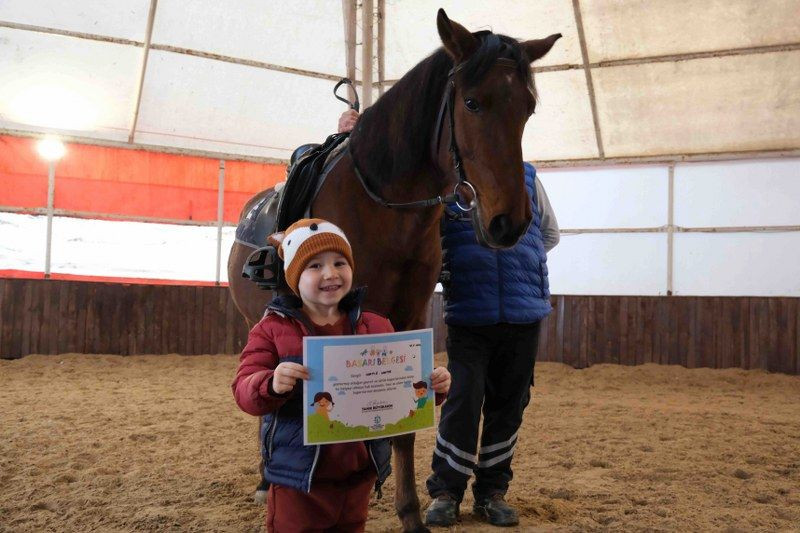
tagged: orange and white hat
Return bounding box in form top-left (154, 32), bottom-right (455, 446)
top-left (268, 218), bottom-right (354, 295)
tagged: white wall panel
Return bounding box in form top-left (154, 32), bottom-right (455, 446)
top-left (152, 0), bottom-right (346, 77)
top-left (49, 217), bottom-right (223, 282)
top-left (0, 28), bottom-right (140, 141)
top-left (675, 159), bottom-right (800, 227)
top-left (0, 213), bottom-right (236, 283)
top-left (547, 233), bottom-right (667, 295)
top-left (581, 0), bottom-right (800, 62)
top-left (0, 0), bottom-right (151, 41)
top-left (219, 227), bottom-right (236, 284)
top-left (538, 165), bottom-right (668, 229)
top-left (673, 232), bottom-right (800, 296)
top-left (0, 213), bottom-right (46, 272)
top-left (523, 70), bottom-right (597, 161)
top-left (594, 51), bottom-right (800, 157)
top-left (385, 0), bottom-right (580, 81)
top-left (135, 50), bottom-right (344, 159)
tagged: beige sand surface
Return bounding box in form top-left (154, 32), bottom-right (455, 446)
top-left (1, 353), bottom-right (799, 532)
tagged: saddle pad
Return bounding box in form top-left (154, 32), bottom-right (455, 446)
top-left (233, 136), bottom-right (349, 251)
top-left (276, 132), bottom-right (350, 231)
top-left (234, 189), bottom-right (279, 249)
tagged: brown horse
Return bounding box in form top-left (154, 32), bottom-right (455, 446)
top-left (228, 9), bottom-right (560, 532)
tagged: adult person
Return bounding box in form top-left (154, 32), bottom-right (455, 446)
top-left (425, 161), bottom-right (558, 527)
top-left (337, 110), bottom-right (560, 528)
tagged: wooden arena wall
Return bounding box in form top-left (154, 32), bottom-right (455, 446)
top-left (1, 279), bottom-right (798, 375)
top-left (537, 295), bottom-right (799, 375)
top-left (0, 278), bottom-right (250, 358)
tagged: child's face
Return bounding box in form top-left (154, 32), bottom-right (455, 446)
top-left (415, 387), bottom-right (427, 399)
top-left (317, 398), bottom-right (331, 409)
top-left (298, 251), bottom-right (353, 308)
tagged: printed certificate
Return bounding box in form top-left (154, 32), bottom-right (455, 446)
top-left (303, 328), bottom-right (435, 445)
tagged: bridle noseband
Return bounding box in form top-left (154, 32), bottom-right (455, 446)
top-left (349, 58), bottom-right (520, 212)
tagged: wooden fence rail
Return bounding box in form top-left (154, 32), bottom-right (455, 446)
top-left (537, 295), bottom-right (799, 375)
top-left (0, 279), bottom-right (249, 357)
top-left (1, 279), bottom-right (798, 375)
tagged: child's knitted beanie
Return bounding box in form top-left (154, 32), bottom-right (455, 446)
top-left (269, 218), bottom-right (354, 295)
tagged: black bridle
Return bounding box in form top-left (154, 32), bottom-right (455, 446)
top-left (347, 60), bottom-right (514, 211)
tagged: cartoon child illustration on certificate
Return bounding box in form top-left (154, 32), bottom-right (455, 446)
top-left (409, 380), bottom-right (429, 417)
top-left (311, 392), bottom-right (335, 427)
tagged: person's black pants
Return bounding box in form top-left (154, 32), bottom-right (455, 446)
top-left (426, 321), bottom-right (541, 502)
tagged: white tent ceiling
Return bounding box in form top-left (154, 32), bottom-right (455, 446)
top-left (1, 0), bottom-right (798, 164)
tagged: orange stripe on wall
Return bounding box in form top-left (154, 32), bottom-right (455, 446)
top-left (0, 135), bottom-right (286, 222)
top-left (226, 160), bottom-right (285, 194)
top-left (1, 269), bottom-right (228, 287)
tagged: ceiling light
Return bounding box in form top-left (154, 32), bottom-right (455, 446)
top-left (36, 137), bottom-right (67, 161)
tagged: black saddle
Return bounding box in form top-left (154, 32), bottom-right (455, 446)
top-left (236, 132), bottom-right (350, 290)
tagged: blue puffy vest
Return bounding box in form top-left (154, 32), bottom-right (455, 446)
top-left (441, 163), bottom-right (552, 326)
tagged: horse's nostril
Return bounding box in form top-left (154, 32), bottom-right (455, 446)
top-left (488, 214), bottom-right (514, 246)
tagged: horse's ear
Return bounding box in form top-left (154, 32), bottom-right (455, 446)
top-left (437, 9), bottom-right (478, 62)
top-left (522, 33), bottom-right (562, 63)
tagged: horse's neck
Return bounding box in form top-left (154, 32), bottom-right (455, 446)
top-left (350, 69), bottom-right (449, 200)
top-left (312, 158), bottom-right (443, 330)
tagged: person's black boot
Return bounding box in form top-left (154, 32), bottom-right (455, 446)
top-left (473, 494), bottom-right (519, 527)
top-left (424, 494), bottom-right (459, 527)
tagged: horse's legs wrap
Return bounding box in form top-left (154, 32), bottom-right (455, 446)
top-left (255, 416), bottom-right (268, 504)
top-left (393, 433), bottom-right (431, 533)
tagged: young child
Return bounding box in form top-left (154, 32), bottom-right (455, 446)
top-left (232, 218), bottom-right (451, 533)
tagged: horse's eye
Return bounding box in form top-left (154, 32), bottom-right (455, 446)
top-left (464, 98), bottom-right (480, 112)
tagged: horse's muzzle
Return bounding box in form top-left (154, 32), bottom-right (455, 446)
top-left (487, 213), bottom-right (530, 248)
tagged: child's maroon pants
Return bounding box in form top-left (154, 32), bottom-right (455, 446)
top-left (266, 473), bottom-right (376, 533)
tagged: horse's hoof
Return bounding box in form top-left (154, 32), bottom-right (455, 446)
top-left (253, 489), bottom-right (267, 505)
top-left (404, 527), bottom-right (431, 533)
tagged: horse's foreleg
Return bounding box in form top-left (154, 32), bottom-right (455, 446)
top-left (393, 432), bottom-right (430, 533)
top-left (254, 416), bottom-right (268, 504)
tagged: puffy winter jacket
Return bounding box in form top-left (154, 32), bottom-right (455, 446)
top-left (231, 288), bottom-right (392, 493)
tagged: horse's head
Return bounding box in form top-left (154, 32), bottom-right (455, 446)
top-left (437, 9), bottom-right (560, 248)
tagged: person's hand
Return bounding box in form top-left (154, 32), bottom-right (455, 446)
top-left (338, 109), bottom-right (359, 133)
top-left (430, 367), bottom-right (451, 395)
top-left (272, 362), bottom-right (310, 394)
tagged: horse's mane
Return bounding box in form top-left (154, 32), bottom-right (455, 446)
top-left (350, 31), bottom-right (533, 190)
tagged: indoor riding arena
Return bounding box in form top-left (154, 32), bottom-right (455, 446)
top-left (1, 2), bottom-right (799, 532)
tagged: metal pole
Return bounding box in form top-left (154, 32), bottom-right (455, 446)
top-left (215, 160), bottom-right (225, 285)
top-left (342, 0), bottom-right (357, 103)
top-left (129, 0), bottom-right (158, 143)
top-left (377, 0), bottom-right (385, 97)
top-left (44, 160), bottom-right (55, 278)
top-left (361, 0), bottom-right (374, 108)
top-left (571, 0), bottom-right (604, 158)
top-left (667, 164), bottom-right (675, 296)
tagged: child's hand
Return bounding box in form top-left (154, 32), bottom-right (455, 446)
top-left (430, 367), bottom-right (451, 395)
top-left (272, 362), bottom-right (310, 394)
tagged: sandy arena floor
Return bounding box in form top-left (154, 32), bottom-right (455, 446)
top-left (1, 353), bottom-right (799, 532)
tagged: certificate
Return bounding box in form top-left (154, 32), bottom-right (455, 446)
top-left (303, 328), bottom-right (435, 445)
